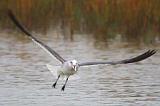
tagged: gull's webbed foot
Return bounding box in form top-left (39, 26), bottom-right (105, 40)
top-left (52, 82), bottom-right (57, 88)
top-left (52, 75), bottom-right (60, 88)
top-left (61, 85), bottom-right (65, 91)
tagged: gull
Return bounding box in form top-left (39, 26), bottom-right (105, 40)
top-left (8, 10), bottom-right (156, 91)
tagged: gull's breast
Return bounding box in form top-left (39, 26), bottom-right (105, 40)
top-left (61, 67), bottom-right (76, 76)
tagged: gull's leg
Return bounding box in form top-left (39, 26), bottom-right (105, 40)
top-left (61, 76), bottom-right (69, 91)
top-left (52, 75), bottom-right (60, 88)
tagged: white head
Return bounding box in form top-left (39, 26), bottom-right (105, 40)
top-left (69, 60), bottom-right (79, 71)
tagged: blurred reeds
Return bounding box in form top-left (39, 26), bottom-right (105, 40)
top-left (0, 0), bottom-right (160, 43)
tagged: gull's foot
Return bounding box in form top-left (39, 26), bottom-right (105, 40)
top-left (52, 82), bottom-right (57, 88)
top-left (61, 85), bottom-right (65, 91)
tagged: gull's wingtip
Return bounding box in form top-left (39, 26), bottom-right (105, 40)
top-left (148, 49), bottom-right (157, 56)
top-left (7, 8), bottom-right (14, 18)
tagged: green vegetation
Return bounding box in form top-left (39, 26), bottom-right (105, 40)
top-left (0, 0), bottom-right (160, 43)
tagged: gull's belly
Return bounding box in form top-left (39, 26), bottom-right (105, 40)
top-left (60, 68), bottom-right (76, 76)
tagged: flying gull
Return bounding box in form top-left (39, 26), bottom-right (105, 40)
top-left (8, 10), bottom-right (156, 91)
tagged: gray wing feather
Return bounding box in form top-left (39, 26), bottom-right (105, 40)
top-left (79, 50), bottom-right (156, 66)
top-left (8, 10), bottom-right (66, 63)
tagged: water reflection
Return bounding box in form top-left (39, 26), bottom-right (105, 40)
top-left (0, 30), bottom-right (160, 106)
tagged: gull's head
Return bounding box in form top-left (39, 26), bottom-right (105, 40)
top-left (70, 60), bottom-right (79, 71)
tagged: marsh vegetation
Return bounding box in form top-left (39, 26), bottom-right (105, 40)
top-left (0, 0), bottom-right (160, 45)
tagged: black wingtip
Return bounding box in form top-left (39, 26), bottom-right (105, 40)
top-left (148, 49), bottom-right (157, 56)
top-left (7, 9), bottom-right (20, 27)
top-left (138, 49), bottom-right (157, 60)
top-left (7, 9), bottom-right (15, 21)
top-left (7, 9), bottom-right (33, 37)
top-left (122, 49), bottom-right (157, 64)
top-left (7, 9), bottom-right (12, 15)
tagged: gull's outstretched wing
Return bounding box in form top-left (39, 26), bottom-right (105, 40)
top-left (79, 50), bottom-right (156, 66)
top-left (8, 10), bottom-right (66, 63)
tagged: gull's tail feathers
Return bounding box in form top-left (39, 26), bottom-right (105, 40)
top-left (46, 64), bottom-right (64, 80)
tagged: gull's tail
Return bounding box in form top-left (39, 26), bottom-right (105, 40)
top-left (46, 64), bottom-right (80, 80)
top-left (46, 64), bottom-right (60, 77)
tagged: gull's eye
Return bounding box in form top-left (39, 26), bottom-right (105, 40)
top-left (70, 61), bottom-right (72, 64)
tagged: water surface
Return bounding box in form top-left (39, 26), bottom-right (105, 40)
top-left (0, 31), bottom-right (160, 106)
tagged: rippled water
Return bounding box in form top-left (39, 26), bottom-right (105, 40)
top-left (0, 31), bottom-right (160, 106)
